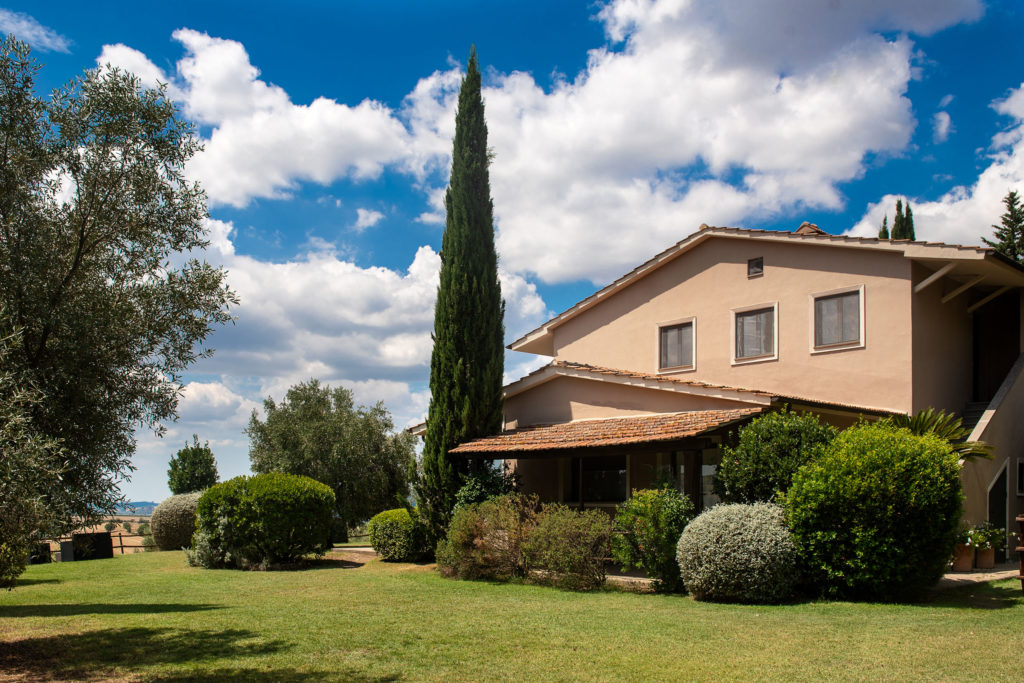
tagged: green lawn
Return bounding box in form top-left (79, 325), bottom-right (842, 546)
top-left (1, 551), bottom-right (1021, 682)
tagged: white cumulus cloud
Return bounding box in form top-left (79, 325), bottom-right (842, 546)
top-left (0, 9), bottom-right (70, 53)
top-left (354, 208), bottom-right (385, 232)
top-left (933, 111), bottom-right (953, 144)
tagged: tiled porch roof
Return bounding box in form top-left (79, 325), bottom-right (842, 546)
top-left (449, 407), bottom-right (763, 455)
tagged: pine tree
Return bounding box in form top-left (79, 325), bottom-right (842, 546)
top-left (879, 215), bottom-right (889, 239)
top-left (418, 48), bottom-right (505, 540)
top-left (982, 190), bottom-right (1024, 263)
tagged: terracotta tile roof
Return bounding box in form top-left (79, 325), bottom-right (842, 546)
top-left (546, 359), bottom-right (773, 397)
top-left (449, 407), bottom-right (763, 455)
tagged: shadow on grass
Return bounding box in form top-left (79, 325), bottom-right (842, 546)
top-left (149, 668), bottom-right (402, 682)
top-left (924, 581), bottom-right (1023, 610)
top-left (297, 557), bottom-right (365, 571)
top-left (0, 603), bottom-right (221, 618)
top-left (0, 626), bottom-right (291, 681)
top-left (11, 578), bottom-right (61, 587)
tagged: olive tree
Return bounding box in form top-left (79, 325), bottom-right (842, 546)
top-left (0, 37), bottom-right (236, 534)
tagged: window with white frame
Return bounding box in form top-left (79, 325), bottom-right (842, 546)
top-left (734, 306), bottom-right (775, 360)
top-left (813, 287), bottom-right (863, 349)
top-left (659, 320), bottom-right (694, 370)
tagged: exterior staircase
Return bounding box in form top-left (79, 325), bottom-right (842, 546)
top-left (961, 401), bottom-right (989, 437)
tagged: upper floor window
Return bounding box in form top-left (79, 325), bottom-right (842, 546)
top-left (747, 257), bottom-right (764, 278)
top-left (812, 286), bottom-right (863, 351)
top-left (659, 319), bottom-right (694, 370)
top-left (734, 304), bottom-right (776, 362)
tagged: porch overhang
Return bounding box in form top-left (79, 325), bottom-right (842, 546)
top-left (448, 407), bottom-right (764, 459)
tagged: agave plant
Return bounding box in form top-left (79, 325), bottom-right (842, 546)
top-left (887, 408), bottom-right (992, 461)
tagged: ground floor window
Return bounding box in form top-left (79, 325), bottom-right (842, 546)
top-left (570, 455), bottom-right (628, 503)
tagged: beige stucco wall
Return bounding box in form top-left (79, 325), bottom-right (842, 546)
top-left (962, 355), bottom-right (1024, 526)
top-left (503, 374), bottom-right (755, 428)
top-left (550, 239), bottom-right (916, 412)
top-left (910, 262), bottom-right (973, 414)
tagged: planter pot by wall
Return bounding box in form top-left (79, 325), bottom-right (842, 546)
top-left (976, 547), bottom-right (996, 570)
top-left (952, 544), bottom-right (975, 572)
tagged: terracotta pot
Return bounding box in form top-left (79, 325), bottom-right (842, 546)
top-left (952, 544), bottom-right (975, 572)
top-left (976, 547), bottom-right (996, 570)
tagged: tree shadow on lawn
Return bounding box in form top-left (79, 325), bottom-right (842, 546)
top-left (0, 626), bottom-right (293, 681)
top-left (296, 557), bottom-right (364, 571)
top-left (10, 578), bottom-right (61, 587)
top-left (0, 603), bottom-right (221, 618)
top-left (922, 581), bottom-right (1023, 610)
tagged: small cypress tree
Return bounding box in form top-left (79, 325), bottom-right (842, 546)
top-left (878, 215), bottom-right (889, 239)
top-left (982, 190), bottom-right (1024, 263)
top-left (904, 202), bottom-right (915, 240)
top-left (418, 48), bottom-right (505, 541)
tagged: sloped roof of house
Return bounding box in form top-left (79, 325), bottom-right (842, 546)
top-left (510, 224), bottom-right (1024, 355)
top-left (448, 407), bottom-right (763, 455)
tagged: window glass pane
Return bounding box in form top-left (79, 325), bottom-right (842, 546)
top-left (736, 308), bottom-right (773, 358)
top-left (659, 322), bottom-right (692, 368)
top-left (581, 455), bottom-right (628, 502)
top-left (815, 291), bottom-right (859, 346)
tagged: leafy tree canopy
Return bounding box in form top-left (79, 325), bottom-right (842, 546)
top-left (247, 379), bottom-right (415, 540)
top-left (0, 37), bottom-right (236, 533)
top-left (167, 435), bottom-right (219, 494)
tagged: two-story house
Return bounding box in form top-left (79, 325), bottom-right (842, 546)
top-left (450, 223), bottom-right (1024, 539)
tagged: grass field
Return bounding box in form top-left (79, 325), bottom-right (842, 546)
top-left (1, 551), bottom-right (1022, 682)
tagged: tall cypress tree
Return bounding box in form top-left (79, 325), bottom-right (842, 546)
top-left (982, 190), bottom-right (1024, 262)
top-left (904, 202), bottom-right (915, 240)
top-left (878, 215), bottom-right (889, 239)
top-left (417, 48), bottom-right (505, 539)
top-left (889, 198), bottom-right (915, 240)
top-left (892, 199), bottom-right (905, 239)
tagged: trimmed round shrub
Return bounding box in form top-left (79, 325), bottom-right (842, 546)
top-left (368, 508), bottom-right (428, 561)
top-left (784, 422), bottom-right (963, 601)
top-left (522, 503), bottom-right (611, 591)
top-left (436, 493), bottom-right (538, 581)
top-left (612, 487), bottom-right (694, 592)
top-left (151, 492), bottom-right (202, 550)
top-left (714, 409), bottom-right (836, 503)
top-left (189, 473), bottom-right (334, 569)
top-left (676, 503), bottom-right (798, 604)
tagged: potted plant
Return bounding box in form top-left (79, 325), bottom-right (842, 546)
top-left (970, 522), bottom-right (1005, 570)
top-left (951, 524), bottom-right (975, 572)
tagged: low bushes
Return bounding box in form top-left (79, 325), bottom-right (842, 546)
top-left (612, 487), bottom-right (693, 592)
top-left (436, 494), bottom-right (611, 591)
top-left (436, 493), bottom-right (537, 581)
top-left (714, 409), bottom-right (836, 504)
top-left (368, 508), bottom-right (429, 562)
top-left (151, 492), bottom-right (203, 550)
top-left (784, 422), bottom-right (963, 600)
top-left (676, 503), bottom-right (798, 604)
top-left (187, 473), bottom-right (334, 569)
top-left (523, 504), bottom-right (611, 591)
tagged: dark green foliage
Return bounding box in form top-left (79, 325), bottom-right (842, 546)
top-left (452, 463), bottom-right (519, 511)
top-left (982, 190), bottom-right (1024, 263)
top-left (368, 509), bottom-right (429, 562)
top-left (714, 409), bottom-right (836, 503)
top-left (167, 435), bottom-right (218, 494)
top-left (676, 503), bottom-right (798, 604)
top-left (0, 331), bottom-right (62, 590)
top-left (611, 488), bottom-right (694, 592)
top-left (419, 47), bottom-right (505, 541)
top-left (151, 492), bottom-right (202, 551)
top-left (878, 215), bottom-right (889, 239)
top-left (247, 379), bottom-right (414, 542)
top-left (890, 198), bottom-right (916, 240)
top-left (436, 493), bottom-right (538, 580)
top-left (886, 407), bottom-right (991, 460)
top-left (522, 504), bottom-right (612, 591)
top-left (188, 473), bottom-right (334, 569)
top-left (122, 522), bottom-right (132, 534)
top-left (0, 37), bottom-right (236, 532)
top-left (784, 422), bottom-right (963, 601)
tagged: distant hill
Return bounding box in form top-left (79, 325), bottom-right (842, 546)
top-left (116, 501), bottom-right (159, 515)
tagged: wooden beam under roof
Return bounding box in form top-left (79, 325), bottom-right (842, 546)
top-left (941, 274), bottom-right (986, 304)
top-left (914, 262), bottom-right (956, 293)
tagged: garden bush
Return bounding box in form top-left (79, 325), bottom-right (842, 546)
top-left (151, 492), bottom-right (203, 550)
top-left (676, 502), bottom-right (798, 604)
top-left (452, 464), bottom-right (519, 511)
top-left (714, 409), bottom-right (836, 503)
top-left (436, 493), bottom-right (538, 580)
top-left (368, 508), bottom-right (429, 561)
top-left (523, 504), bottom-right (611, 591)
top-left (784, 422), bottom-right (963, 601)
top-left (187, 473), bottom-right (334, 569)
top-left (612, 487), bottom-right (694, 592)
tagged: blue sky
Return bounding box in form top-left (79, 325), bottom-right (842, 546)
top-left (4, 0), bottom-right (1024, 502)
